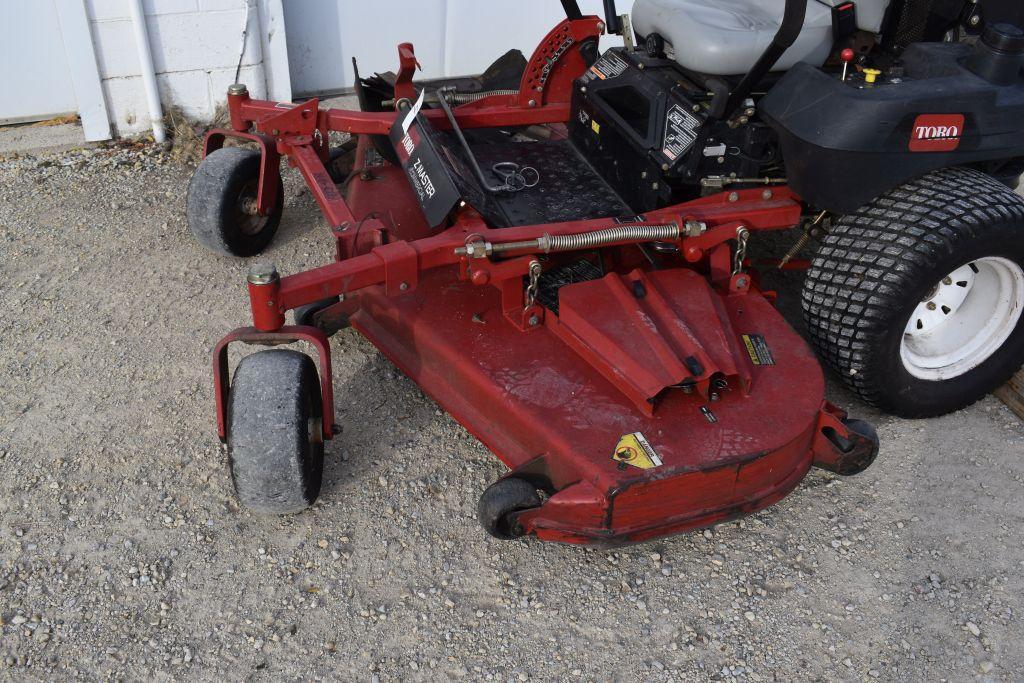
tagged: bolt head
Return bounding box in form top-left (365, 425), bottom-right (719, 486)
top-left (528, 99), bottom-right (537, 108)
top-left (528, 315), bottom-right (540, 327)
top-left (399, 282), bottom-right (409, 291)
top-left (762, 189), bottom-right (773, 200)
top-left (728, 192), bottom-right (740, 202)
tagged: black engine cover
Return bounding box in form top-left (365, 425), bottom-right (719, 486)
top-left (761, 42), bottom-right (1024, 213)
top-left (568, 49), bottom-right (707, 210)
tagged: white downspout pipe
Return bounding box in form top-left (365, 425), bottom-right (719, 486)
top-left (127, 0), bottom-right (166, 143)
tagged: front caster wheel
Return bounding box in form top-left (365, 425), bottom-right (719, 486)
top-left (227, 350), bottom-right (324, 514)
top-left (803, 167), bottom-right (1024, 418)
top-left (292, 296), bottom-right (347, 335)
top-left (820, 419), bottom-right (879, 476)
top-left (478, 477), bottom-right (541, 540)
top-left (187, 147), bottom-right (283, 257)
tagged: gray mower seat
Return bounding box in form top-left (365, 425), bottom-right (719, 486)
top-left (632, 0), bottom-right (891, 76)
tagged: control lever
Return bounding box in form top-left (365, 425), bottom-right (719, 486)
top-left (840, 48), bottom-right (855, 82)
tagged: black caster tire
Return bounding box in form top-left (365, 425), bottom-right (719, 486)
top-left (227, 350), bottom-right (324, 514)
top-left (803, 167), bottom-right (1024, 418)
top-left (292, 296), bottom-right (347, 335)
top-left (187, 147), bottom-right (283, 257)
top-left (327, 139), bottom-right (358, 184)
top-left (826, 419), bottom-right (879, 476)
top-left (478, 477), bottom-right (541, 540)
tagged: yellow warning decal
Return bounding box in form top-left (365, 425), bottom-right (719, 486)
top-left (612, 432), bottom-right (663, 470)
top-left (741, 334), bottom-right (776, 366)
top-left (591, 120), bottom-right (601, 135)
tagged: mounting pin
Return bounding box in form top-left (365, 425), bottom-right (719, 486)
top-left (247, 262), bottom-right (278, 286)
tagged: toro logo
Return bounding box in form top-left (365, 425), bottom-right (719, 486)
top-left (909, 114), bottom-right (965, 152)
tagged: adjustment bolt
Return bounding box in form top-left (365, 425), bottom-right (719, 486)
top-left (247, 262), bottom-right (278, 285)
top-left (227, 83), bottom-right (248, 96)
top-left (684, 220), bottom-right (707, 237)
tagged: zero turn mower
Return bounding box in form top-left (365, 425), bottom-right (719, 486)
top-left (188, 0), bottom-right (1024, 544)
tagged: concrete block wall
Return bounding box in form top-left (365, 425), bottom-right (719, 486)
top-left (85, 0), bottom-right (268, 136)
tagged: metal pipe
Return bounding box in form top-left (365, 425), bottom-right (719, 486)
top-left (561, 0), bottom-right (583, 20)
top-left (127, 0), bottom-right (166, 143)
top-left (603, 0), bottom-right (622, 34)
top-left (723, 0), bottom-right (808, 118)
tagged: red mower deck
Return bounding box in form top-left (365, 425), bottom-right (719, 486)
top-left (352, 266), bottom-right (839, 545)
top-left (200, 12), bottom-right (879, 545)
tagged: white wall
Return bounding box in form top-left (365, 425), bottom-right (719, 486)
top-left (85, 0), bottom-right (272, 136)
top-left (3, 1), bottom-right (634, 139)
top-left (285, 0), bottom-right (628, 97)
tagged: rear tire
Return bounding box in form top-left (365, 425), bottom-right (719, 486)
top-left (227, 350), bottom-right (324, 514)
top-left (187, 147), bottom-right (283, 257)
top-left (802, 167), bottom-right (1024, 418)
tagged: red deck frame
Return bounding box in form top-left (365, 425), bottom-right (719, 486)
top-left (208, 18), bottom-right (873, 544)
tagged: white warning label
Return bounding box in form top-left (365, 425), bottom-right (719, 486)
top-left (662, 104), bottom-right (702, 161)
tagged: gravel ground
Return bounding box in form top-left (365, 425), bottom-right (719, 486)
top-left (1, 137), bottom-right (1022, 682)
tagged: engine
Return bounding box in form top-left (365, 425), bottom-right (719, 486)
top-left (568, 48), bottom-right (778, 213)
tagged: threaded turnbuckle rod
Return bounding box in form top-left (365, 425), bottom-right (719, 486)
top-left (455, 223), bottom-right (680, 258)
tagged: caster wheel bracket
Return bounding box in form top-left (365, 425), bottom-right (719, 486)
top-left (811, 402), bottom-right (879, 476)
top-left (213, 325), bottom-right (336, 442)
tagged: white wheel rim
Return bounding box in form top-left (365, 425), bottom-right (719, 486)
top-left (901, 257), bottom-right (1024, 381)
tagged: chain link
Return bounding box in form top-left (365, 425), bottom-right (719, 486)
top-left (733, 227), bottom-right (750, 276)
top-left (525, 260), bottom-right (542, 308)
